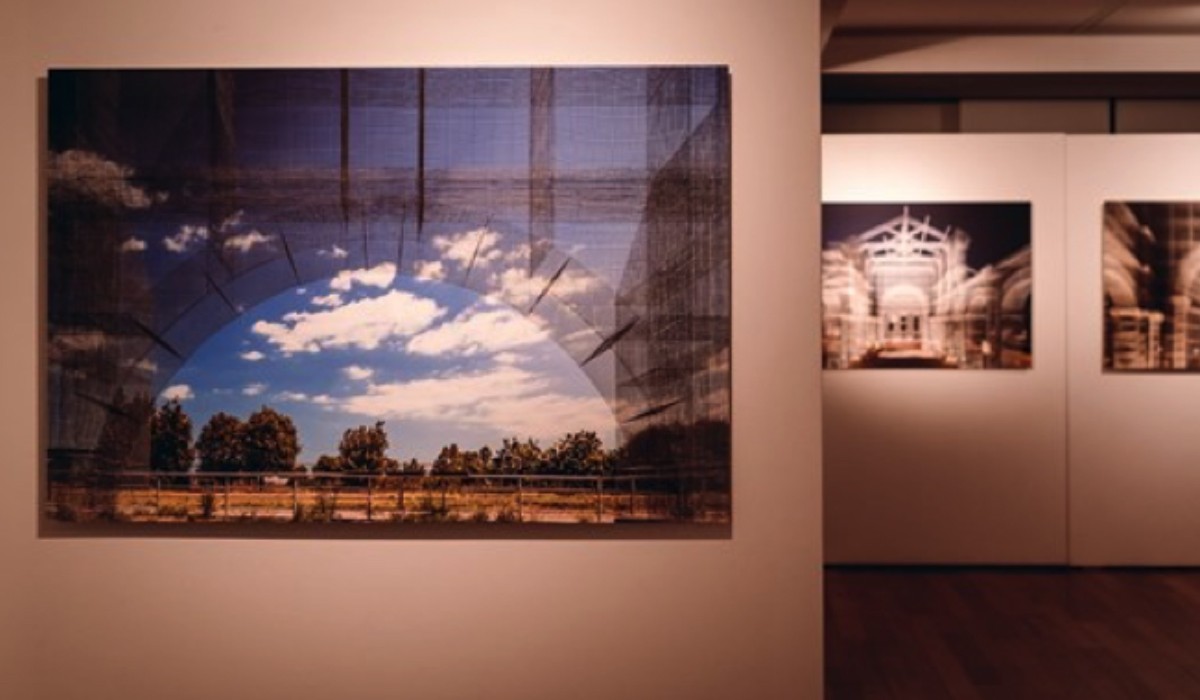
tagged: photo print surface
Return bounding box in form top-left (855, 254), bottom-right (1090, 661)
top-left (1103, 201), bottom-right (1200, 371)
top-left (822, 202), bottom-right (1032, 369)
top-left (46, 67), bottom-right (731, 527)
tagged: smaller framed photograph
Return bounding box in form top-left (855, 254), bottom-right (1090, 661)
top-left (822, 202), bottom-right (1032, 370)
top-left (1103, 201), bottom-right (1200, 371)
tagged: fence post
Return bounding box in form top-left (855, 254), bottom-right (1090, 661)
top-left (517, 476), bottom-right (524, 523)
top-left (224, 478), bottom-right (231, 521)
top-left (596, 477), bottom-right (604, 522)
top-left (292, 478), bottom-right (300, 520)
top-left (398, 478), bottom-right (405, 515)
top-left (155, 477), bottom-right (161, 515)
top-left (367, 476), bottom-right (374, 522)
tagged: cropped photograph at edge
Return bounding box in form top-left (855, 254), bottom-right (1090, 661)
top-left (821, 202), bottom-right (1032, 370)
top-left (1102, 201), bottom-right (1200, 372)
top-left (45, 67), bottom-right (731, 527)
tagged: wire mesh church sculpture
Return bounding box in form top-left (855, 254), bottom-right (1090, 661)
top-left (46, 67), bottom-right (731, 526)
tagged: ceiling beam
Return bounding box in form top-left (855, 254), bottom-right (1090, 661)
top-left (822, 0), bottom-right (849, 49)
top-left (824, 72), bottom-right (1200, 101)
top-left (825, 35), bottom-right (1200, 73)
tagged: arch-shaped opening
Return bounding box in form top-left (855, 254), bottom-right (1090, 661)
top-left (133, 222), bottom-right (633, 411)
top-left (162, 273), bottom-right (620, 464)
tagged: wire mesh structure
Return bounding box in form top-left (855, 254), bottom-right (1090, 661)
top-left (821, 203), bottom-right (1032, 370)
top-left (46, 67), bottom-right (732, 525)
top-left (1104, 201), bottom-right (1200, 370)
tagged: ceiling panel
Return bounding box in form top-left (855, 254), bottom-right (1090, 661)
top-left (1102, 4), bottom-right (1200, 32)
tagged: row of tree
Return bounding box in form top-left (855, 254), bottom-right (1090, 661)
top-left (151, 402), bottom-right (300, 473)
top-left (425, 431), bottom-right (613, 476)
top-left (139, 399), bottom-right (617, 476)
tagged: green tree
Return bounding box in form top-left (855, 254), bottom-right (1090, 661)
top-left (95, 388), bottom-right (154, 471)
top-left (338, 421), bottom-right (390, 473)
top-left (400, 458), bottom-right (424, 475)
top-left (494, 437), bottom-right (545, 474)
top-left (313, 454), bottom-right (345, 472)
top-left (150, 399), bottom-right (195, 473)
top-left (243, 406), bottom-right (300, 472)
top-left (552, 431), bottom-right (608, 475)
top-left (431, 443), bottom-right (464, 475)
top-left (460, 449), bottom-right (486, 475)
top-left (196, 412), bottom-right (246, 472)
top-left (312, 454), bottom-right (345, 487)
top-left (624, 424), bottom-right (685, 468)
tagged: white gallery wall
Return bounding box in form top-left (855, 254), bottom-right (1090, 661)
top-left (825, 134), bottom-right (1200, 567)
top-left (823, 135), bottom-right (1069, 564)
top-left (1067, 136), bottom-right (1200, 566)
top-left (0, 1), bottom-right (824, 698)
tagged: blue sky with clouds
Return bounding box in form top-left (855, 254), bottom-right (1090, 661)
top-left (48, 68), bottom-right (729, 471)
top-left (159, 264), bottom-right (617, 465)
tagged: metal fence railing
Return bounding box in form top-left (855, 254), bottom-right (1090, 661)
top-left (45, 468), bottom-right (731, 525)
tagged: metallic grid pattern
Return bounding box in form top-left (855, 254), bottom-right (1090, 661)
top-left (46, 67), bottom-right (732, 519)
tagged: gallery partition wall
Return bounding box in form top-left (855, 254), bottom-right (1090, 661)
top-left (823, 135), bottom-right (1068, 565)
top-left (824, 133), bottom-right (1200, 567)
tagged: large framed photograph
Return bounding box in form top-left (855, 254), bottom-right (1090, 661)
top-left (1103, 201), bottom-right (1200, 371)
top-left (822, 202), bottom-right (1032, 369)
top-left (46, 67), bottom-right (731, 528)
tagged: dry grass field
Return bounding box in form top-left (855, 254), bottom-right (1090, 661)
top-left (47, 478), bottom-right (731, 525)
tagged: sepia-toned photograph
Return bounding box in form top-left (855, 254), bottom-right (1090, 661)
top-left (1103, 201), bottom-right (1200, 371)
top-left (46, 67), bottom-right (731, 528)
top-left (822, 202), bottom-right (1032, 370)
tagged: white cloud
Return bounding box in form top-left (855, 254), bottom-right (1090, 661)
top-left (410, 228), bottom-right (600, 308)
top-left (223, 230), bottom-right (274, 253)
top-left (487, 266), bottom-right (602, 307)
top-left (414, 260), bottom-right (446, 282)
top-left (49, 332), bottom-right (107, 359)
top-left (274, 391), bottom-right (310, 402)
top-left (431, 228), bottom-right (503, 269)
top-left (295, 287), bottom-right (308, 295)
top-left (407, 305), bottom-right (548, 357)
top-left (330, 262), bottom-right (396, 291)
top-left (48, 150), bottom-right (162, 209)
top-left (493, 351), bottom-right (524, 365)
top-left (318, 244), bottom-right (349, 259)
top-left (240, 350), bottom-right (266, 362)
top-left (160, 384), bottom-right (194, 402)
top-left (335, 363), bottom-right (613, 444)
top-left (242, 382), bottom-right (267, 397)
top-left (164, 224), bottom-right (209, 253)
top-left (311, 293), bottom-right (344, 308)
top-left (164, 208), bottom-right (261, 255)
top-left (343, 365), bottom-right (374, 381)
top-left (122, 358), bottom-right (158, 374)
top-left (119, 237), bottom-right (147, 253)
top-left (276, 392), bottom-right (334, 406)
top-left (251, 289), bottom-right (445, 354)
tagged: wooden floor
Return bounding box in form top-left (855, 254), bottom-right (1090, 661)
top-left (825, 567), bottom-right (1200, 699)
